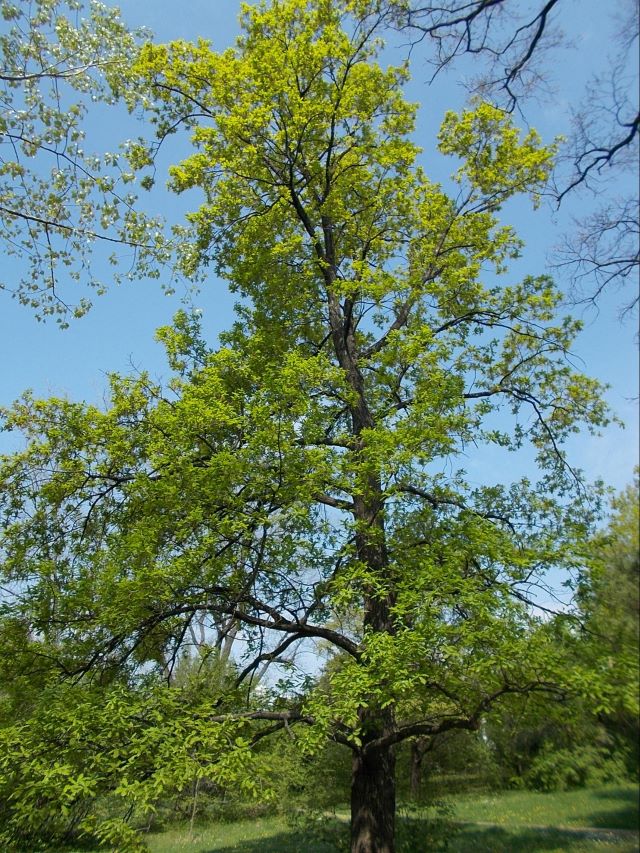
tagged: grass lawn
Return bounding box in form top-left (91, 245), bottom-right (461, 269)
top-left (58, 784), bottom-right (640, 852)
top-left (144, 816), bottom-right (335, 853)
top-left (145, 822), bottom-right (637, 853)
top-left (449, 824), bottom-right (638, 852)
top-left (59, 818), bottom-right (337, 853)
top-left (449, 784), bottom-right (639, 831)
top-left (142, 784), bottom-right (639, 852)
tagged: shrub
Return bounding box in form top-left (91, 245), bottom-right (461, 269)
top-left (522, 745), bottom-right (630, 792)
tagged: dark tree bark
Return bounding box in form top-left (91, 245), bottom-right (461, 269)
top-left (317, 205), bottom-right (401, 851)
top-left (351, 738), bottom-right (397, 853)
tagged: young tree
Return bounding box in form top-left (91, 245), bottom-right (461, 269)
top-left (0, 2), bottom-right (613, 851)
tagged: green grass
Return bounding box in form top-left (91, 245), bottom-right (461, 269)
top-left (142, 816), bottom-right (639, 853)
top-left (143, 784), bottom-right (639, 852)
top-left (55, 784), bottom-right (640, 852)
top-left (441, 784), bottom-right (639, 852)
top-left (448, 785), bottom-right (639, 831)
top-left (144, 817), bottom-right (335, 853)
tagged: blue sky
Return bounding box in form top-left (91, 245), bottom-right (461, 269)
top-left (0, 0), bottom-right (637, 496)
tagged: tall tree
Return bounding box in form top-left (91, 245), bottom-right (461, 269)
top-left (0, 2), bottom-right (613, 851)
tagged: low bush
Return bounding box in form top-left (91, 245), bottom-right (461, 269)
top-left (522, 745), bottom-right (630, 792)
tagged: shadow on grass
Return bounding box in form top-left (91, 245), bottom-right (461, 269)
top-left (200, 820), bottom-right (640, 853)
top-left (584, 785), bottom-right (640, 831)
top-left (452, 825), bottom-right (639, 853)
top-left (591, 787), bottom-right (640, 803)
top-left (200, 832), bottom-right (336, 853)
top-left (583, 806), bottom-right (639, 831)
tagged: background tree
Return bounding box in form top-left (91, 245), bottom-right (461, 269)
top-left (484, 474), bottom-right (639, 791)
top-left (0, 0), bottom-right (168, 323)
top-left (381, 0), bottom-right (639, 316)
top-left (576, 472), bottom-right (640, 765)
top-left (0, 2), bottom-right (616, 851)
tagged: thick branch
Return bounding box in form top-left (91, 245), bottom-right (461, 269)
top-left (363, 680), bottom-right (564, 753)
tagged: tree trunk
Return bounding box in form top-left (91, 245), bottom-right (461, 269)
top-left (409, 737), bottom-right (429, 799)
top-left (350, 742), bottom-right (396, 853)
top-left (409, 740), bottom-right (422, 799)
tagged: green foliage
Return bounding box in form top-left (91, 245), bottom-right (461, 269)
top-left (266, 736), bottom-right (352, 850)
top-left (522, 746), bottom-right (631, 793)
top-left (483, 690), bottom-right (594, 786)
top-left (0, 671), bottom-right (273, 850)
top-left (438, 102), bottom-right (556, 207)
top-left (577, 473), bottom-right (640, 732)
top-left (287, 810), bottom-right (351, 853)
top-left (275, 738), bottom-right (351, 814)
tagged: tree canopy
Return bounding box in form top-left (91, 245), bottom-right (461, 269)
top-left (2, 0), bottom-right (637, 323)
